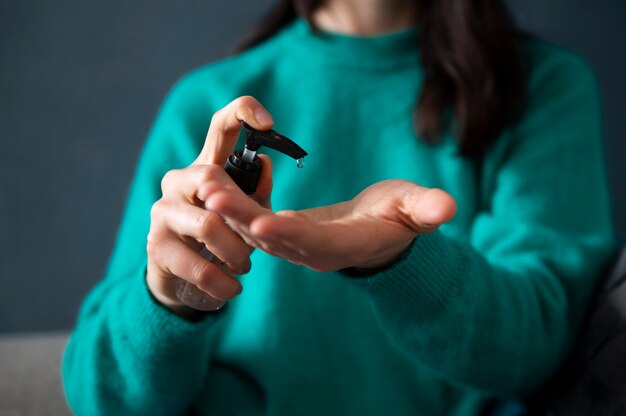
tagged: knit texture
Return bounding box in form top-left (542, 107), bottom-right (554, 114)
top-left (63, 18), bottom-right (616, 415)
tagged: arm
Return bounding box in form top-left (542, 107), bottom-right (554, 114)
top-left (201, 49), bottom-right (616, 397)
top-left (62, 74), bottom-right (274, 414)
top-left (61, 78), bottom-right (215, 415)
top-left (346, 50), bottom-right (615, 395)
top-left (341, 51), bottom-right (617, 396)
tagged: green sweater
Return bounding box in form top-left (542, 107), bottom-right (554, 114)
top-left (63, 18), bottom-right (616, 415)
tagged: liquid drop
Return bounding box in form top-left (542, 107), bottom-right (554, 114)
top-left (296, 157), bottom-right (305, 169)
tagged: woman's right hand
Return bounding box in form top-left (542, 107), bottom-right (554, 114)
top-left (146, 96), bottom-right (275, 317)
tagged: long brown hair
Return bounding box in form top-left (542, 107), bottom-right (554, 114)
top-left (236, 0), bottom-right (527, 158)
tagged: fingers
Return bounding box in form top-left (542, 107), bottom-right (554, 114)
top-left (248, 210), bottom-right (333, 255)
top-left (249, 210), bottom-right (309, 242)
top-left (204, 189), bottom-right (272, 229)
top-left (400, 187), bottom-right (457, 232)
top-left (150, 236), bottom-right (242, 301)
top-left (151, 200), bottom-right (252, 274)
top-left (248, 212), bottom-right (364, 272)
top-left (162, 164), bottom-right (240, 203)
top-left (194, 96), bottom-right (274, 166)
top-left (191, 155), bottom-right (274, 207)
top-left (203, 192), bottom-right (321, 261)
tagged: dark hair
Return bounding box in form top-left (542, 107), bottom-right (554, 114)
top-left (236, 0), bottom-right (527, 158)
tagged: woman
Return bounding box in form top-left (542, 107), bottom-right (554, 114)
top-left (63, 0), bottom-right (616, 414)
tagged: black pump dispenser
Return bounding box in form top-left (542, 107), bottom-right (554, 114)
top-left (225, 121), bottom-right (308, 194)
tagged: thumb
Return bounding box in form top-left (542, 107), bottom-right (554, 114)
top-left (194, 96), bottom-right (274, 166)
top-left (403, 187), bottom-right (457, 233)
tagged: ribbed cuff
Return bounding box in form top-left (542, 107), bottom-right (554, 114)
top-left (343, 231), bottom-right (468, 322)
top-left (112, 265), bottom-right (220, 361)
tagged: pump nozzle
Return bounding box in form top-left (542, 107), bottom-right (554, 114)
top-left (225, 122), bottom-right (308, 194)
top-left (239, 120), bottom-right (308, 167)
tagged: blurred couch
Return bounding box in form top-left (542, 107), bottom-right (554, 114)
top-left (0, 332), bottom-right (70, 416)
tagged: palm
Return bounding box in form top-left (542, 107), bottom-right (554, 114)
top-left (206, 179), bottom-right (457, 272)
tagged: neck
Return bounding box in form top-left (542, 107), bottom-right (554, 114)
top-left (311, 0), bottom-right (417, 36)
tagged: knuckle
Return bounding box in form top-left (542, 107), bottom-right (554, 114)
top-left (195, 211), bottom-right (220, 237)
top-left (197, 164), bottom-right (222, 183)
top-left (150, 200), bottom-right (161, 218)
top-left (191, 260), bottom-right (212, 287)
top-left (234, 95), bottom-right (257, 109)
top-left (146, 231), bottom-right (161, 258)
top-left (160, 169), bottom-right (179, 193)
top-left (210, 108), bottom-right (223, 124)
top-left (149, 200), bottom-right (167, 225)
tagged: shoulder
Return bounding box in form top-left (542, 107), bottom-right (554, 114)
top-left (484, 40), bottom-right (604, 167)
top-left (521, 40), bottom-right (600, 107)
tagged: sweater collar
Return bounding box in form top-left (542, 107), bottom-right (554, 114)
top-left (284, 17), bottom-right (420, 71)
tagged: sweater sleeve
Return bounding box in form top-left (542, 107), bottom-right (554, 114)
top-left (62, 74), bottom-right (219, 415)
top-left (345, 49), bottom-right (616, 397)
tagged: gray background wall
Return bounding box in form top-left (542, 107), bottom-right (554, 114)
top-left (1, 1), bottom-right (624, 333)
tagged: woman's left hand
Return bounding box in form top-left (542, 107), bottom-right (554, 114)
top-left (199, 179), bottom-right (457, 272)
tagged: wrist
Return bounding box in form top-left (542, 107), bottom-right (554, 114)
top-left (146, 268), bottom-right (218, 322)
top-left (356, 236), bottom-right (416, 269)
top-left (342, 237), bottom-right (418, 277)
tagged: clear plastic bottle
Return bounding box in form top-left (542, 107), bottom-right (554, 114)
top-left (175, 249), bottom-right (225, 311)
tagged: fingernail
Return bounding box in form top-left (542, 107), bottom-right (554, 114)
top-left (254, 109), bottom-right (273, 126)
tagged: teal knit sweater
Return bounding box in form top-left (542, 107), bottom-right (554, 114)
top-left (63, 18), bottom-right (616, 415)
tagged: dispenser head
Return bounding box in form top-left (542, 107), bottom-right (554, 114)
top-left (242, 121), bottom-right (308, 160)
top-left (226, 121), bottom-right (308, 195)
